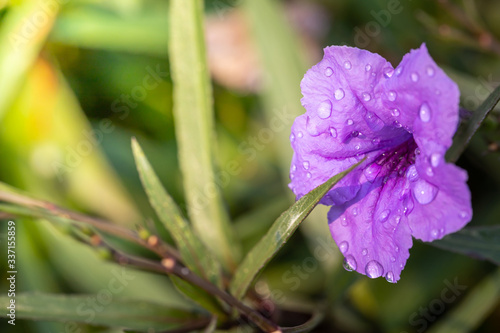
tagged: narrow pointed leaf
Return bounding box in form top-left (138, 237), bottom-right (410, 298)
top-left (169, 0), bottom-right (239, 269)
top-left (230, 159), bottom-right (365, 299)
top-left (0, 293), bottom-right (207, 330)
top-left (431, 226), bottom-right (500, 265)
top-left (132, 139), bottom-right (225, 314)
top-left (447, 84), bottom-right (500, 162)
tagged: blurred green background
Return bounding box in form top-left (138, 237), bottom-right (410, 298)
top-left (1, 0), bottom-right (500, 332)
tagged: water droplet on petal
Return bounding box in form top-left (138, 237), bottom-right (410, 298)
top-left (365, 64), bottom-right (372, 71)
top-left (426, 167), bottom-right (434, 177)
top-left (291, 164), bottom-right (297, 172)
top-left (306, 117), bottom-right (320, 136)
top-left (413, 179), bottom-right (438, 205)
top-left (426, 66), bottom-right (435, 77)
top-left (330, 127), bottom-right (338, 138)
top-left (351, 130), bottom-right (360, 137)
top-left (411, 72), bottom-right (419, 82)
top-left (391, 108), bottom-right (400, 117)
top-left (306, 172), bottom-right (312, 179)
top-left (343, 255), bottom-right (357, 271)
top-left (384, 68), bottom-right (394, 78)
top-left (341, 216), bottom-right (348, 226)
top-left (364, 111), bottom-right (384, 131)
top-left (302, 161), bottom-right (310, 170)
top-left (354, 144), bottom-right (361, 150)
top-left (362, 248), bottom-right (368, 256)
top-left (386, 271), bottom-right (396, 283)
top-left (388, 91), bottom-right (397, 101)
top-left (378, 209), bottom-right (390, 222)
top-left (431, 229), bottom-right (439, 238)
top-left (459, 211), bottom-right (468, 219)
top-left (339, 241), bottom-right (349, 254)
top-left (415, 148), bottom-right (421, 155)
top-left (395, 215), bottom-right (401, 223)
top-left (290, 133), bottom-right (295, 142)
top-left (297, 131), bottom-right (303, 138)
top-left (372, 138), bottom-right (381, 145)
top-left (365, 260), bottom-right (384, 278)
top-left (395, 246), bottom-right (400, 252)
top-left (290, 174), bottom-right (294, 180)
top-left (393, 120), bottom-right (402, 128)
top-left (317, 100), bottom-right (332, 119)
top-left (430, 153), bottom-right (441, 167)
top-left (335, 88), bottom-right (345, 100)
top-left (362, 93), bottom-right (371, 101)
top-left (344, 61), bottom-right (352, 70)
top-left (403, 196), bottom-right (414, 215)
top-left (395, 67), bottom-right (402, 76)
top-left (419, 103), bottom-right (431, 122)
top-left (363, 163), bottom-right (381, 182)
top-left (352, 208), bottom-right (358, 216)
top-left (390, 256), bottom-right (396, 262)
top-left (325, 67), bottom-right (333, 77)
top-left (346, 119), bottom-right (353, 126)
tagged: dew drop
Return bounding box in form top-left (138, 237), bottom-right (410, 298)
top-left (395, 215), bottom-right (401, 224)
top-left (343, 255), bottom-right (357, 271)
top-left (384, 68), bottom-right (394, 78)
top-left (351, 130), bottom-right (360, 137)
top-left (302, 161), bottom-right (310, 170)
top-left (291, 164), bottom-right (297, 172)
top-left (393, 120), bottom-right (402, 128)
top-left (306, 117), bottom-right (320, 136)
top-left (390, 256), bottom-right (396, 262)
top-left (371, 72), bottom-right (376, 77)
top-left (372, 138), bottom-right (381, 145)
top-left (430, 153), bottom-right (441, 167)
top-left (415, 147), bottom-right (421, 155)
top-left (378, 209), bottom-right (390, 222)
top-left (426, 167), bottom-right (434, 177)
top-left (334, 88), bottom-right (345, 100)
top-left (341, 216), bottom-right (348, 226)
top-left (346, 119), bottom-right (354, 126)
top-left (419, 103), bottom-right (431, 122)
top-left (365, 260), bottom-right (384, 279)
top-left (290, 174), bottom-right (294, 180)
top-left (352, 208), bottom-right (359, 216)
top-left (354, 144), bottom-right (361, 150)
top-left (363, 163), bottom-right (381, 182)
top-left (290, 133), bottom-right (295, 142)
top-left (391, 108), bottom-right (400, 117)
top-left (365, 64), bottom-right (372, 71)
top-left (431, 229), bottom-right (439, 238)
top-left (459, 211), bottom-right (468, 219)
top-left (317, 100), bottom-right (332, 119)
top-left (426, 66), bottom-right (435, 77)
top-left (388, 91), bottom-right (397, 101)
top-left (395, 67), bottom-right (402, 76)
top-left (306, 172), bottom-right (312, 179)
top-left (325, 67), bottom-right (333, 77)
top-left (364, 111), bottom-right (384, 131)
top-left (362, 248), bottom-right (368, 256)
top-left (395, 246), bottom-right (400, 252)
top-left (362, 92), bottom-right (371, 101)
top-left (403, 196), bottom-right (414, 215)
top-left (330, 127), bottom-right (338, 138)
top-left (339, 241), bottom-right (349, 254)
top-left (386, 271), bottom-right (396, 283)
top-left (413, 179), bottom-right (438, 205)
top-left (344, 61), bottom-right (352, 70)
top-left (297, 131), bottom-right (303, 138)
top-left (411, 72), bottom-right (419, 82)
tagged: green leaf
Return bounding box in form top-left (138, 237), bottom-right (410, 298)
top-left (229, 159), bottom-right (365, 300)
top-left (426, 269), bottom-right (500, 333)
top-left (0, 0), bottom-right (59, 121)
top-left (168, 0), bottom-right (239, 269)
top-left (431, 226), bottom-right (500, 265)
top-left (0, 293), bottom-right (207, 330)
top-left (447, 84), bottom-right (500, 162)
top-left (132, 139), bottom-right (226, 315)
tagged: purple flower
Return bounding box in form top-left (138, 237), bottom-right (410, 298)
top-left (289, 44), bottom-right (472, 282)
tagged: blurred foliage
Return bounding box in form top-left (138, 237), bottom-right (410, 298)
top-left (0, 0), bottom-right (499, 332)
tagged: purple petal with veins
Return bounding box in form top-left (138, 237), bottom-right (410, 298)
top-left (289, 44), bottom-right (472, 282)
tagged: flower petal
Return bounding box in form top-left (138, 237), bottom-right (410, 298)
top-left (328, 173), bottom-right (413, 282)
top-left (407, 157), bottom-right (472, 242)
top-left (377, 43), bottom-right (460, 158)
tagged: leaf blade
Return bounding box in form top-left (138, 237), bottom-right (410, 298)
top-left (168, 0), bottom-right (239, 269)
top-left (0, 293), bottom-right (206, 330)
top-left (229, 159), bottom-right (365, 299)
top-left (447, 84), bottom-right (500, 162)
